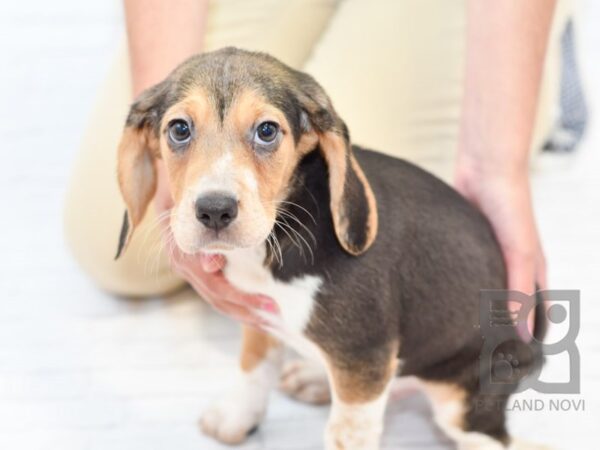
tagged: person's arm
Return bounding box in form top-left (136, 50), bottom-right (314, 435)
top-left (123, 0), bottom-right (277, 325)
top-left (124, 0), bottom-right (209, 97)
top-left (456, 0), bottom-right (556, 340)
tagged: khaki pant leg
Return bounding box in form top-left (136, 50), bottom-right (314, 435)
top-left (303, 0), bottom-right (567, 183)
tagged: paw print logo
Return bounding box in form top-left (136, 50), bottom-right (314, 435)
top-left (492, 352), bottom-right (521, 383)
top-left (479, 290), bottom-right (580, 395)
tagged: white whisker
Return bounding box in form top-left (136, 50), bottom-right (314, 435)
top-left (275, 216), bottom-right (315, 264)
top-left (274, 200), bottom-right (317, 224)
top-left (276, 208), bottom-right (317, 246)
top-left (269, 231), bottom-right (283, 268)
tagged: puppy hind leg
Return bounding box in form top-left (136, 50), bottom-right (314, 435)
top-left (420, 381), bottom-right (510, 450)
top-left (280, 357), bottom-right (331, 405)
top-left (201, 326), bottom-right (282, 445)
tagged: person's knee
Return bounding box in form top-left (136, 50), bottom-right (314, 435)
top-left (63, 185), bottom-right (184, 298)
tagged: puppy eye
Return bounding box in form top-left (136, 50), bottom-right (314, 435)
top-left (254, 121), bottom-right (279, 145)
top-left (168, 119), bottom-right (191, 144)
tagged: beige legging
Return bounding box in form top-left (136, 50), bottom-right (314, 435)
top-left (64, 0), bottom-right (568, 298)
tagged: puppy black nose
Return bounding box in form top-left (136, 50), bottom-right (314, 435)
top-left (195, 193), bottom-right (238, 231)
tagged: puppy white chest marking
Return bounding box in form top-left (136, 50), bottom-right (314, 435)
top-left (223, 246), bottom-right (322, 359)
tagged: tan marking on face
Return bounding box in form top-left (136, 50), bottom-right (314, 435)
top-left (158, 87), bottom-right (315, 253)
top-left (239, 326), bottom-right (281, 372)
top-left (229, 90), bottom-right (303, 209)
top-left (159, 90), bottom-right (216, 203)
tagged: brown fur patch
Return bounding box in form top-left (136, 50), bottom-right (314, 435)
top-left (160, 88), bottom-right (307, 224)
top-left (232, 91), bottom-right (298, 204)
top-left (326, 344), bottom-right (399, 404)
top-left (240, 326), bottom-right (280, 372)
top-left (159, 90), bottom-right (216, 203)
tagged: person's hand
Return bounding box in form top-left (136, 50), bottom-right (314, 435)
top-left (154, 161), bottom-right (278, 326)
top-left (455, 163), bottom-right (546, 342)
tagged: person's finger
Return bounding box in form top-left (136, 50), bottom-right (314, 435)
top-left (199, 253), bottom-right (226, 273)
top-left (178, 262), bottom-right (278, 314)
top-left (235, 293), bottom-right (279, 314)
top-left (170, 250), bottom-right (208, 275)
top-left (187, 274), bottom-right (265, 326)
top-left (171, 249), bottom-right (225, 275)
top-left (211, 272), bottom-right (278, 312)
top-left (209, 298), bottom-right (263, 326)
top-left (534, 248), bottom-right (550, 328)
top-left (535, 249), bottom-right (548, 290)
top-left (182, 263), bottom-right (277, 310)
top-left (505, 251), bottom-right (536, 343)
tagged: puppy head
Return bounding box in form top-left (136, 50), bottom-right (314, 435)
top-left (115, 47), bottom-right (377, 258)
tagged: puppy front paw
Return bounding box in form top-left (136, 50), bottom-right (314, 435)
top-left (325, 420), bottom-right (382, 450)
top-left (200, 394), bottom-right (265, 445)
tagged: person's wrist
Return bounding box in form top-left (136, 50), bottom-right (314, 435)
top-left (456, 149), bottom-right (530, 195)
top-left (455, 156), bottom-right (534, 222)
top-left (457, 148), bottom-right (528, 178)
top-left (131, 67), bottom-right (173, 98)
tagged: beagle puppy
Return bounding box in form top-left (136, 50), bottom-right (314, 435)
top-left (115, 48), bottom-right (546, 450)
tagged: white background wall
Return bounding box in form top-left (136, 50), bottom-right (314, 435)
top-left (0, 1), bottom-right (598, 449)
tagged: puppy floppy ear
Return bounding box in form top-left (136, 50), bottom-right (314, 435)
top-left (294, 74), bottom-right (378, 255)
top-left (318, 127), bottom-right (378, 255)
top-left (115, 82), bottom-right (168, 259)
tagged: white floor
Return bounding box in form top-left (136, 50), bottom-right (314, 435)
top-left (0, 1), bottom-right (599, 449)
